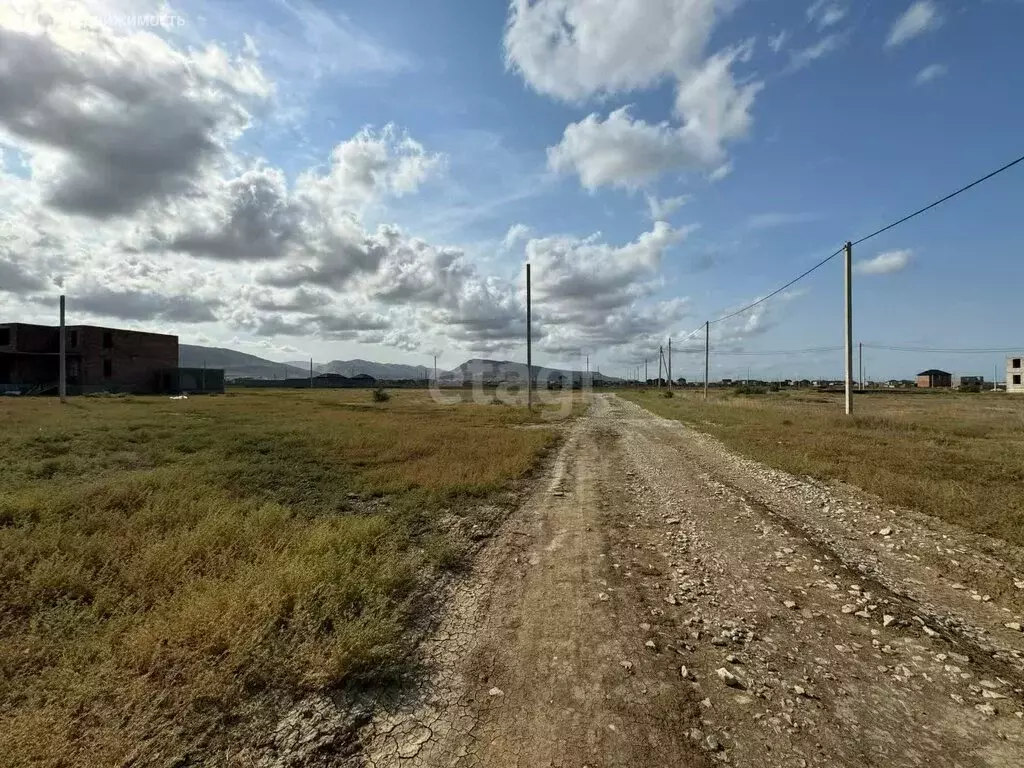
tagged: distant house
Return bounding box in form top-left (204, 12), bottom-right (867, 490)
top-left (916, 369), bottom-right (952, 388)
top-left (958, 375), bottom-right (985, 388)
top-left (1, 321), bottom-right (184, 394)
top-left (1008, 356), bottom-right (1024, 393)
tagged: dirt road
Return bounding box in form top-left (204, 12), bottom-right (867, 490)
top-left (268, 394), bottom-right (1024, 767)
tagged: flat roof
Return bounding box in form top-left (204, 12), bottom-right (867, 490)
top-left (0, 322), bottom-right (177, 340)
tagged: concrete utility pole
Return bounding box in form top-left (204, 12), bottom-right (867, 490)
top-left (658, 346), bottom-right (663, 389)
top-left (859, 342), bottom-right (864, 391)
top-left (59, 295), bottom-right (66, 403)
top-left (844, 241), bottom-right (854, 415)
top-left (668, 338), bottom-right (673, 390)
top-left (434, 355), bottom-right (438, 384)
top-left (704, 321), bottom-right (710, 401)
top-left (310, 358), bottom-right (314, 388)
top-left (526, 263), bottom-right (532, 410)
top-left (645, 359), bottom-right (648, 384)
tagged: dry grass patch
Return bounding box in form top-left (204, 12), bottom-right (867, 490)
top-left (623, 389), bottom-right (1024, 546)
top-left (0, 388), bottom-right (572, 766)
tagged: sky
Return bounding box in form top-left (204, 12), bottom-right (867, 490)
top-left (1, 0), bottom-right (1022, 380)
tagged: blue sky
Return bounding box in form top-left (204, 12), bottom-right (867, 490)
top-left (1, 0), bottom-right (1022, 379)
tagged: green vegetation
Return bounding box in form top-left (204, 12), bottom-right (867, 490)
top-left (623, 389), bottom-right (1024, 547)
top-left (0, 389), bottom-right (569, 766)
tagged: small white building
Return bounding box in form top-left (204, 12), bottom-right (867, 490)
top-left (1008, 355), bottom-right (1024, 393)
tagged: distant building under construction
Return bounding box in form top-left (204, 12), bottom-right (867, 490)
top-left (1009, 356), bottom-right (1024, 393)
top-left (0, 321), bottom-right (220, 395)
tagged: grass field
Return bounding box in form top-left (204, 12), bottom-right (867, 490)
top-left (623, 389), bottom-right (1024, 547)
top-left (0, 388), bottom-right (572, 766)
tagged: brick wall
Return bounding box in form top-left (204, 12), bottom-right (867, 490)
top-left (1, 323), bottom-right (59, 353)
top-left (70, 326), bottom-right (178, 393)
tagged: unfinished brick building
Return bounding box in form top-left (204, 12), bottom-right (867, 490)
top-left (0, 323), bottom-right (178, 394)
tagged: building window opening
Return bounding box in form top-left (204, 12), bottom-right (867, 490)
top-left (1014, 374), bottom-right (1022, 386)
top-left (1014, 358), bottom-right (1022, 369)
top-left (103, 331), bottom-right (113, 349)
top-left (103, 359), bottom-right (112, 378)
top-left (0, 328), bottom-right (10, 346)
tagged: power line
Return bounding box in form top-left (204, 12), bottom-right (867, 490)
top-left (851, 154), bottom-right (1024, 247)
top-left (710, 346), bottom-right (843, 356)
top-left (705, 152), bottom-right (1024, 327)
top-left (672, 345), bottom-right (842, 356)
top-left (863, 343), bottom-right (1023, 354)
top-left (709, 247), bottom-right (844, 326)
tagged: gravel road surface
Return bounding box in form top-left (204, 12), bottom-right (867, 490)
top-left (263, 394), bottom-right (1024, 767)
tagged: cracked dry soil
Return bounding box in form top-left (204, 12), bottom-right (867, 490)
top-left (266, 394), bottom-right (1024, 767)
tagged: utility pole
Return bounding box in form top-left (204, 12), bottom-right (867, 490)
top-left (434, 354), bottom-right (438, 384)
top-left (844, 241), bottom-right (854, 415)
top-left (704, 321), bottom-right (710, 401)
top-left (858, 342), bottom-right (863, 391)
top-left (658, 346), bottom-right (664, 389)
top-left (668, 337), bottom-right (673, 390)
top-left (644, 359), bottom-right (648, 384)
top-left (310, 358), bottom-right (314, 388)
top-left (526, 263), bottom-right (532, 410)
top-left (59, 295), bottom-right (66, 403)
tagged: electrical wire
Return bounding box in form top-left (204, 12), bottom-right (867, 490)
top-left (851, 154), bottom-right (1024, 247)
top-left (713, 346), bottom-right (844, 356)
top-left (703, 153), bottom-right (1024, 327)
top-left (672, 345), bottom-right (842, 356)
top-left (709, 247), bottom-right (845, 326)
top-left (863, 344), bottom-right (1023, 354)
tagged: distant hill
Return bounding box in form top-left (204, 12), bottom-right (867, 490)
top-left (181, 345), bottom-right (618, 384)
top-left (443, 358), bottom-right (618, 384)
top-left (317, 359), bottom-right (431, 380)
top-left (179, 345), bottom-right (308, 380)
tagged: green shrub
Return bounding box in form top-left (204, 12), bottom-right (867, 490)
top-left (372, 388), bottom-right (390, 403)
top-left (663, 390), bottom-right (674, 398)
top-left (733, 385), bottom-right (768, 395)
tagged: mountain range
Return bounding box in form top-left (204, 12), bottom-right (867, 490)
top-left (179, 345), bottom-right (618, 383)
top-left (284, 358), bottom-right (432, 380)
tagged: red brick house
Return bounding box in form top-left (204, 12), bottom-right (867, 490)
top-left (916, 369), bottom-right (952, 388)
top-left (0, 322), bottom-right (178, 394)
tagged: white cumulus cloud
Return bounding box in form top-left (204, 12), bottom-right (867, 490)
top-left (548, 108), bottom-right (707, 191)
top-left (855, 249), bottom-right (913, 275)
top-left (506, 0), bottom-right (761, 190)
